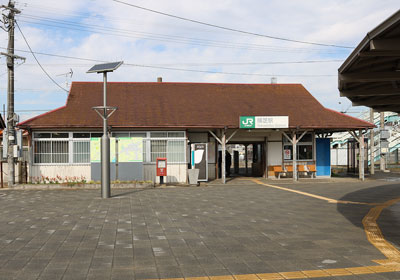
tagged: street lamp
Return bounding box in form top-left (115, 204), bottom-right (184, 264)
top-left (87, 61), bottom-right (123, 198)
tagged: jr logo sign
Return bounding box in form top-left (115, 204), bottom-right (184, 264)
top-left (240, 116), bottom-right (255, 129)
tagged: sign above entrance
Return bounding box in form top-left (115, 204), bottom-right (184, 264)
top-left (240, 116), bottom-right (289, 129)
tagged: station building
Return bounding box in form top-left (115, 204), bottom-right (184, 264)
top-left (18, 81), bottom-right (373, 183)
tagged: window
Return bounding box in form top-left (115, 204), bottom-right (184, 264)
top-left (167, 140), bottom-right (185, 162)
top-left (283, 133), bottom-right (314, 161)
top-left (112, 132), bottom-right (129, 138)
top-left (34, 140), bottom-right (69, 163)
top-left (150, 140), bottom-right (167, 162)
top-left (73, 141), bottom-right (90, 163)
top-left (73, 132), bottom-right (90, 138)
top-left (151, 132), bottom-right (167, 138)
top-left (168, 132), bottom-right (185, 138)
top-left (33, 132), bottom-right (90, 164)
top-left (143, 132), bottom-right (186, 163)
top-left (130, 132), bottom-right (146, 138)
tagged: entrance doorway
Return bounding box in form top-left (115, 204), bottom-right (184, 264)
top-left (218, 143), bottom-right (265, 178)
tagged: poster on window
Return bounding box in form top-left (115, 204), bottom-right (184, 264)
top-left (284, 149), bottom-right (291, 160)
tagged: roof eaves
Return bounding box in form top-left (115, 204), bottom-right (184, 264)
top-left (18, 105), bottom-right (67, 128)
top-left (338, 9), bottom-right (400, 73)
top-left (325, 108), bottom-right (375, 128)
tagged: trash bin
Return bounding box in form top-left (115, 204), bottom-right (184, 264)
top-left (188, 168), bottom-right (199, 185)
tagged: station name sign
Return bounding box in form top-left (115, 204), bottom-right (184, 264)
top-left (240, 116), bottom-right (289, 129)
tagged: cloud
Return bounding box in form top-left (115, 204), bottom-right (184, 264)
top-left (0, 0), bottom-right (397, 120)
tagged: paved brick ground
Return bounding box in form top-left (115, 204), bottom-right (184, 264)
top-left (0, 178), bottom-right (400, 279)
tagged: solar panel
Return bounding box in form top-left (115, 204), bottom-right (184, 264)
top-left (87, 61), bottom-right (123, 73)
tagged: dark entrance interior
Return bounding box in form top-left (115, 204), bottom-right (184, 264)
top-left (218, 143), bottom-right (265, 178)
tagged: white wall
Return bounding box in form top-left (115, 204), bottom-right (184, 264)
top-left (144, 163), bottom-right (187, 183)
top-left (268, 142), bottom-right (282, 166)
top-left (331, 148), bottom-right (348, 166)
top-left (30, 165), bottom-right (91, 182)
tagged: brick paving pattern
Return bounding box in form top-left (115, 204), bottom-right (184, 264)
top-left (0, 178), bottom-right (400, 279)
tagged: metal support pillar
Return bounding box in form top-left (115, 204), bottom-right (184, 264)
top-left (101, 72), bottom-right (110, 198)
top-left (370, 109), bottom-right (374, 175)
top-left (87, 61), bottom-right (122, 198)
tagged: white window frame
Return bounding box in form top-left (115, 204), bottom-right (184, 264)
top-left (32, 131), bottom-right (187, 165)
top-left (282, 132), bottom-right (315, 162)
top-left (33, 132), bottom-right (94, 165)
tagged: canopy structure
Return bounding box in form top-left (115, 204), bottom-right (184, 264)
top-left (338, 10), bottom-right (400, 113)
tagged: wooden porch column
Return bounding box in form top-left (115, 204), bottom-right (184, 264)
top-left (359, 129), bottom-right (365, 181)
top-left (349, 130), bottom-right (365, 181)
top-left (292, 132), bottom-right (297, 181)
top-left (221, 129), bottom-right (226, 184)
top-left (208, 129), bottom-right (238, 184)
top-left (370, 109), bottom-right (374, 175)
top-left (282, 130), bottom-right (308, 182)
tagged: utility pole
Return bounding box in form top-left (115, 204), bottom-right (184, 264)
top-left (1, 1), bottom-right (24, 186)
top-left (380, 112), bottom-right (385, 171)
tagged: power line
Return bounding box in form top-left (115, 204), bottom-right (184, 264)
top-left (15, 21), bottom-right (68, 93)
top-left (17, 15), bottom-right (344, 55)
top-left (123, 63), bottom-right (336, 77)
top-left (112, 0), bottom-right (354, 49)
top-left (0, 47), bottom-right (337, 78)
top-left (16, 59), bottom-right (343, 67)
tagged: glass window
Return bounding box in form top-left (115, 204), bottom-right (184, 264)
top-left (34, 140), bottom-right (68, 163)
top-left (150, 132), bottom-right (167, 138)
top-left (73, 133), bottom-right (90, 138)
top-left (167, 140), bottom-right (185, 162)
top-left (145, 139), bottom-right (186, 163)
top-left (52, 141), bottom-right (69, 163)
top-left (113, 132), bottom-right (129, 138)
top-left (34, 140), bottom-right (51, 163)
top-left (283, 144), bottom-right (313, 160)
top-left (150, 140), bottom-right (167, 162)
top-left (91, 133), bottom-right (103, 138)
top-left (73, 141), bottom-right (90, 163)
top-left (52, 133), bottom-right (69, 139)
top-left (130, 132), bottom-right (146, 138)
top-left (298, 145), bottom-right (313, 160)
top-left (34, 133), bottom-right (51, 139)
top-left (168, 132), bottom-right (185, 138)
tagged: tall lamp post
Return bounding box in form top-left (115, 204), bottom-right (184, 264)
top-left (87, 61), bottom-right (123, 198)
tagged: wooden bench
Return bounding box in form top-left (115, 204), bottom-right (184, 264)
top-left (307, 165), bottom-right (316, 178)
top-left (272, 165), bottom-right (286, 179)
top-left (296, 164), bottom-right (316, 178)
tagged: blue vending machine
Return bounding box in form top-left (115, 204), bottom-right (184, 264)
top-left (316, 138), bottom-right (331, 177)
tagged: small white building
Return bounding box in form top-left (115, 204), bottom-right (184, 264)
top-left (18, 81), bottom-right (373, 183)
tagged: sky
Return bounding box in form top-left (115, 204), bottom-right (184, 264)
top-left (0, 0), bottom-right (398, 121)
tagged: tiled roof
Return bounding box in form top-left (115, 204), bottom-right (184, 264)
top-left (19, 82), bottom-right (373, 130)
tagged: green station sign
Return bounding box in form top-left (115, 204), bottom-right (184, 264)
top-left (240, 116), bottom-right (255, 129)
top-left (239, 116), bottom-right (289, 129)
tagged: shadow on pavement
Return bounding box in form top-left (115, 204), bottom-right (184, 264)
top-left (337, 183), bottom-right (400, 249)
top-left (111, 188), bottom-right (150, 198)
